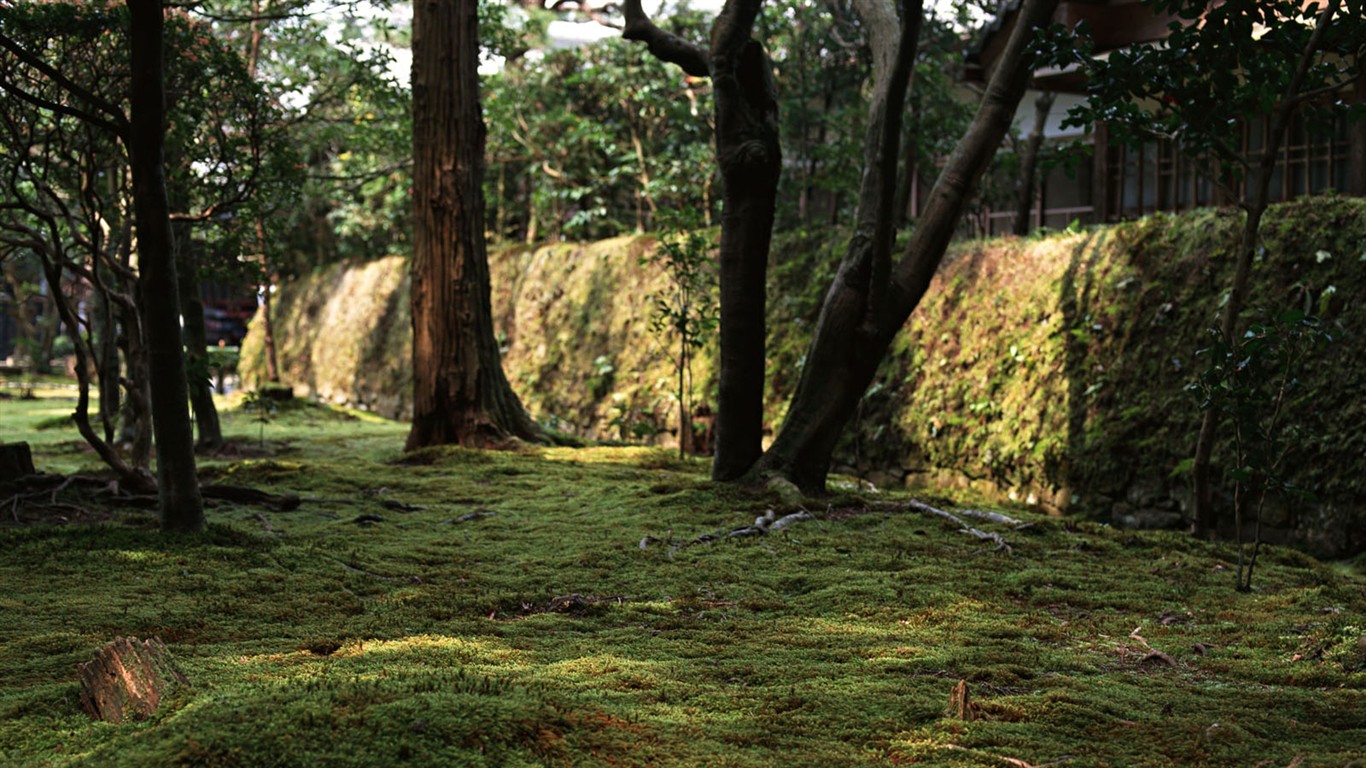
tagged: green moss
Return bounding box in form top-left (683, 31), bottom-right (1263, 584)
top-left (6, 399), bottom-right (1359, 766)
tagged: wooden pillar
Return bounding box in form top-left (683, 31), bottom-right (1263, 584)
top-left (1351, 64), bottom-right (1366, 196)
top-left (1091, 121), bottom-right (1110, 222)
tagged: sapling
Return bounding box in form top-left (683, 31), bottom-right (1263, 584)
top-left (241, 389), bottom-right (278, 450)
top-left (1189, 308), bottom-right (1335, 591)
top-left (643, 213), bottom-right (717, 459)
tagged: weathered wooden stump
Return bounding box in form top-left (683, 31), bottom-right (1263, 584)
top-left (0, 441), bottom-right (36, 484)
top-left (947, 679), bottom-right (976, 721)
top-left (77, 636), bottom-right (189, 723)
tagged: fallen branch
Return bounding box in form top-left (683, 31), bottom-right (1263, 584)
top-left (905, 499), bottom-right (1012, 554)
top-left (638, 509), bottom-right (816, 557)
top-left (955, 507), bottom-right (1025, 527)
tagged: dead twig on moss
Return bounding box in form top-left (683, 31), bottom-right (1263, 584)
top-left (639, 509), bottom-right (816, 557)
top-left (905, 499), bottom-right (1012, 554)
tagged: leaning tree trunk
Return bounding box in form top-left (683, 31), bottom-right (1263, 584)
top-left (751, 0), bottom-right (1060, 493)
top-left (623, 0), bottom-right (779, 481)
top-left (126, 0), bottom-right (204, 532)
top-left (1013, 91), bottom-right (1055, 236)
top-left (405, 0), bottom-right (543, 450)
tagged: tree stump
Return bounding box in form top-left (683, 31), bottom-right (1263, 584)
top-left (0, 442), bottom-right (36, 484)
top-left (77, 636), bottom-right (189, 723)
top-left (947, 680), bottom-right (977, 721)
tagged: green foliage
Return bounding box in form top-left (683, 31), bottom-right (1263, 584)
top-left (0, 389), bottom-right (1362, 766)
top-left (483, 35), bottom-right (715, 243)
top-left (1191, 309), bottom-right (1339, 590)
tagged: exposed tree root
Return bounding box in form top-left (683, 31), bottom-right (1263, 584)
top-left (639, 509), bottom-right (816, 557)
top-left (904, 499), bottom-right (1014, 554)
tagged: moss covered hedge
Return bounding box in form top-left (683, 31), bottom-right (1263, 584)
top-left (240, 196), bottom-right (1366, 555)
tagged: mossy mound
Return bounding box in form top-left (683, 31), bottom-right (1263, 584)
top-left (240, 197), bottom-right (1366, 556)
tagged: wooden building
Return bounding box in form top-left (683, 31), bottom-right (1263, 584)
top-left (962, 0), bottom-right (1366, 234)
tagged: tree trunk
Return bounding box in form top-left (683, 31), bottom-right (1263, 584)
top-left (893, 93), bottom-right (922, 229)
top-left (1013, 91), bottom-right (1054, 236)
top-left (175, 235), bottom-right (223, 451)
top-left (406, 0), bottom-right (543, 451)
top-left (93, 268), bottom-right (121, 445)
top-left (126, 0), bottom-right (204, 532)
top-left (118, 304), bottom-right (153, 472)
top-left (243, 2), bottom-right (280, 385)
top-left (751, 0), bottom-right (1060, 493)
top-left (710, 49), bottom-right (780, 479)
top-left (623, 0), bottom-right (780, 481)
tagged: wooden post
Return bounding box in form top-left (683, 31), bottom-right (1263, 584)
top-left (1091, 121), bottom-right (1110, 223)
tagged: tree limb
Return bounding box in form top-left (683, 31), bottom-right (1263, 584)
top-left (622, 0), bottom-right (710, 77)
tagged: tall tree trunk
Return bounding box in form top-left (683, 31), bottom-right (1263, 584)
top-left (1191, 1), bottom-right (1336, 539)
top-left (623, 0), bottom-right (779, 481)
top-left (406, 0), bottom-right (543, 450)
top-left (1013, 91), bottom-right (1054, 236)
top-left (710, 33), bottom-right (780, 479)
top-left (126, 0), bottom-right (204, 533)
top-left (751, 0), bottom-right (1060, 493)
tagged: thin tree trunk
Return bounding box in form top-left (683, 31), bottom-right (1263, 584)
top-left (1013, 91), bottom-right (1054, 236)
top-left (244, 1), bottom-right (280, 384)
top-left (175, 235), bottom-right (222, 450)
top-left (127, 0), bottom-right (204, 532)
top-left (406, 0), bottom-right (543, 450)
top-left (893, 93), bottom-right (922, 229)
top-left (119, 300), bottom-right (153, 471)
top-left (752, 0), bottom-right (1059, 493)
top-left (623, 0), bottom-right (779, 481)
top-left (1191, 0), bottom-right (1336, 539)
top-left (93, 268), bottom-right (121, 444)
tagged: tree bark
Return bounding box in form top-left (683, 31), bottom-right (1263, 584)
top-left (624, 0), bottom-right (779, 481)
top-left (126, 0), bottom-right (204, 532)
top-left (1191, 1), bottom-right (1337, 539)
top-left (751, 0), bottom-right (1060, 493)
top-left (405, 0), bottom-right (543, 450)
top-left (1013, 91), bottom-right (1055, 236)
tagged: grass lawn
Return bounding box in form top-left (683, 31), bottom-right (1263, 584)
top-left (1, 386), bottom-right (1362, 767)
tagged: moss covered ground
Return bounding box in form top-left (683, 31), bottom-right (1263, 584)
top-left (2, 387), bottom-right (1363, 767)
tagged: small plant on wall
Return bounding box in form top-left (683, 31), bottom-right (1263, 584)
top-left (1189, 308), bottom-right (1336, 591)
top-left (643, 213), bottom-right (717, 459)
